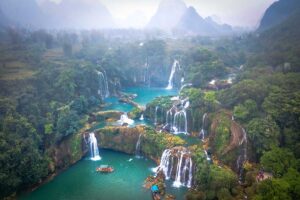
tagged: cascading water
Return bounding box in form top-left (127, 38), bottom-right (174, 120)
top-left (155, 149), bottom-right (172, 179)
top-left (166, 60), bottom-right (180, 90)
top-left (89, 132), bottom-right (101, 161)
top-left (139, 114), bottom-right (144, 121)
top-left (204, 150), bottom-right (211, 161)
top-left (97, 70), bottom-right (109, 100)
top-left (163, 99), bottom-right (189, 134)
top-left (154, 106), bottom-right (159, 125)
top-left (187, 158), bottom-right (193, 188)
top-left (179, 83), bottom-right (192, 94)
top-left (237, 128), bottom-right (248, 182)
top-left (155, 148), bottom-right (193, 188)
top-left (199, 113), bottom-right (208, 140)
top-left (135, 134), bottom-right (142, 157)
top-left (173, 152), bottom-right (184, 187)
top-left (173, 110), bottom-right (187, 134)
top-left (118, 113), bottom-right (134, 125)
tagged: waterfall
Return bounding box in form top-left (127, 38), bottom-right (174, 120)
top-left (204, 150), bottom-right (211, 161)
top-left (173, 152), bottom-right (184, 187)
top-left (154, 106), bottom-right (159, 125)
top-left (139, 114), bottom-right (144, 121)
top-left (209, 79), bottom-right (216, 85)
top-left (163, 107), bottom-right (174, 131)
top-left (156, 149), bottom-right (172, 179)
top-left (163, 99), bottom-right (189, 135)
top-left (199, 113), bottom-right (208, 140)
top-left (237, 128), bottom-right (248, 182)
top-left (89, 132), bottom-right (101, 161)
top-left (166, 60), bottom-right (180, 90)
top-left (118, 113), bottom-right (134, 125)
top-left (135, 134), bottom-right (142, 157)
top-left (155, 148), bottom-right (193, 188)
top-left (179, 83), bottom-right (192, 94)
top-left (173, 110), bottom-right (187, 134)
top-left (187, 158), bottom-right (193, 188)
top-left (97, 70), bottom-right (109, 100)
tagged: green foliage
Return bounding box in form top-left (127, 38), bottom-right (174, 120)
top-left (203, 91), bottom-right (218, 112)
top-left (263, 87), bottom-right (300, 129)
top-left (180, 88), bottom-right (204, 108)
top-left (57, 109), bottom-right (80, 138)
top-left (70, 96), bottom-right (88, 115)
top-left (260, 147), bottom-right (298, 177)
top-left (247, 117), bottom-right (280, 159)
top-left (129, 107), bottom-right (142, 119)
top-left (254, 179), bottom-right (292, 200)
top-left (185, 48), bottom-right (227, 87)
top-left (214, 115), bottom-right (231, 156)
top-left (143, 128), bottom-right (185, 158)
top-left (282, 168), bottom-right (300, 199)
top-left (218, 79), bottom-right (269, 108)
top-left (0, 114), bottom-right (49, 198)
top-left (233, 99), bottom-right (257, 121)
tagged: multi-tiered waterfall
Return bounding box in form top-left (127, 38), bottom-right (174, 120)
top-left (89, 132), bottom-right (101, 161)
top-left (155, 147), bottom-right (193, 188)
top-left (166, 60), bottom-right (180, 90)
top-left (164, 99), bottom-right (189, 134)
top-left (97, 70), bottom-right (109, 100)
top-left (199, 113), bottom-right (208, 140)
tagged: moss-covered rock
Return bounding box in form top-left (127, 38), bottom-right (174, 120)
top-left (209, 110), bottom-right (246, 170)
top-left (95, 110), bottom-right (123, 122)
top-left (94, 126), bottom-right (185, 162)
top-left (48, 131), bottom-right (87, 171)
top-left (145, 96), bottom-right (173, 124)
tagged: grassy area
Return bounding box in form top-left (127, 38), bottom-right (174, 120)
top-left (0, 60), bottom-right (35, 80)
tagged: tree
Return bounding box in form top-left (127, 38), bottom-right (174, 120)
top-left (234, 99), bottom-right (257, 121)
top-left (55, 70), bottom-right (77, 101)
top-left (247, 117), bottom-right (280, 159)
top-left (260, 147), bottom-right (297, 177)
top-left (57, 110), bottom-right (80, 137)
top-left (254, 179), bottom-right (291, 200)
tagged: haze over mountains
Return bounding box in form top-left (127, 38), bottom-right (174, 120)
top-left (0, 0), bottom-right (298, 36)
top-left (147, 0), bottom-right (187, 31)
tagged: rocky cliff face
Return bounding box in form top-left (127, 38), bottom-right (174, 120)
top-left (94, 125), bottom-right (185, 162)
top-left (47, 130), bottom-right (88, 173)
top-left (209, 110), bottom-right (247, 171)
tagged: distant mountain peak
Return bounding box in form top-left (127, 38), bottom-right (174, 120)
top-left (146, 0), bottom-right (187, 31)
top-left (258, 0), bottom-right (300, 31)
top-left (174, 6), bottom-right (233, 36)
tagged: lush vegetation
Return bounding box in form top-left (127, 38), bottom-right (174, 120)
top-left (0, 5), bottom-right (300, 200)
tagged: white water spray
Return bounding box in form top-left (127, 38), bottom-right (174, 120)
top-left (199, 113), bottom-right (208, 140)
top-left (166, 60), bottom-right (180, 90)
top-left (135, 134), bottom-right (142, 157)
top-left (89, 132), bottom-right (101, 161)
top-left (97, 70), bottom-right (109, 100)
top-left (118, 113), bottom-right (134, 125)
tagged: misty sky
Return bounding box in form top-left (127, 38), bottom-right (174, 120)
top-left (41, 0), bottom-right (277, 27)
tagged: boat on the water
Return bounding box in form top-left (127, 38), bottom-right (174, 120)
top-left (96, 165), bottom-right (114, 173)
top-left (151, 185), bottom-right (160, 200)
